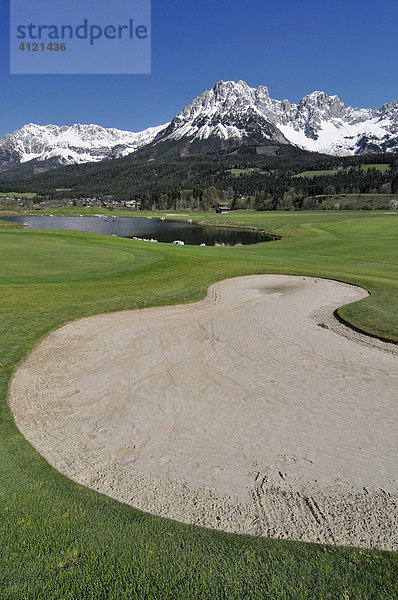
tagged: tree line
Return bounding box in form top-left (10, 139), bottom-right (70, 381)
top-left (0, 144), bottom-right (397, 211)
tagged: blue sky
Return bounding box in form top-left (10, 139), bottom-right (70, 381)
top-left (0, 0), bottom-right (397, 137)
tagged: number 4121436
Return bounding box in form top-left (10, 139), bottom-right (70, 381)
top-left (18, 42), bottom-right (66, 52)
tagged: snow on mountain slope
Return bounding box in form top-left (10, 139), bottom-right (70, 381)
top-left (273, 91), bottom-right (398, 155)
top-left (154, 80), bottom-right (290, 146)
top-left (151, 81), bottom-right (398, 156)
top-left (1, 80), bottom-right (397, 175)
top-left (0, 122), bottom-right (168, 173)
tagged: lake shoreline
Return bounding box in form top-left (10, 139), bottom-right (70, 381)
top-left (0, 214), bottom-right (272, 245)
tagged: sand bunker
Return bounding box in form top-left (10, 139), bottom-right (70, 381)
top-left (9, 275), bottom-right (398, 550)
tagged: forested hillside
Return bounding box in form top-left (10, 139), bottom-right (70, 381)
top-left (1, 144), bottom-right (397, 211)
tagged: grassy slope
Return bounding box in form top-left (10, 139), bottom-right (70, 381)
top-left (1, 212), bottom-right (398, 599)
top-left (185, 211), bottom-right (398, 340)
top-left (0, 220), bottom-right (19, 229)
top-left (294, 164), bottom-right (391, 177)
top-left (226, 168), bottom-right (268, 176)
top-left (0, 191), bottom-right (37, 198)
top-left (361, 164), bottom-right (391, 173)
top-left (293, 169), bottom-right (342, 178)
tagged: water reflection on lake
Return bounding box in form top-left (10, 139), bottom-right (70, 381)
top-left (2, 215), bottom-right (272, 246)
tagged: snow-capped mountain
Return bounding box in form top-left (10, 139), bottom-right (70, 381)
top-left (0, 122), bottom-right (168, 174)
top-left (156, 80), bottom-right (289, 146)
top-left (149, 80), bottom-right (398, 156)
top-left (1, 80), bottom-right (397, 175)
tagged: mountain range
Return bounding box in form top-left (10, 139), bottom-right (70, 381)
top-left (1, 80), bottom-right (397, 175)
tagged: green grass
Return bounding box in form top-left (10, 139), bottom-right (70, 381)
top-left (1, 206), bottom-right (202, 221)
top-left (0, 220), bottom-right (19, 229)
top-left (294, 164), bottom-right (391, 178)
top-left (22, 206), bottom-right (150, 217)
top-left (316, 194), bottom-right (396, 199)
top-left (186, 207), bottom-right (397, 237)
top-left (293, 169), bottom-right (343, 178)
top-left (0, 212), bottom-right (398, 599)
top-left (361, 164), bottom-right (391, 173)
top-left (0, 191), bottom-right (37, 198)
top-left (226, 168), bottom-right (268, 176)
top-left (313, 194), bottom-right (398, 210)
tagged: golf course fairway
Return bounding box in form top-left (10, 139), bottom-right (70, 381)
top-left (1, 210), bottom-right (397, 599)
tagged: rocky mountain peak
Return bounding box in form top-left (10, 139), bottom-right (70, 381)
top-left (0, 121), bottom-right (168, 173)
top-left (298, 91), bottom-right (345, 114)
top-left (1, 80), bottom-right (397, 174)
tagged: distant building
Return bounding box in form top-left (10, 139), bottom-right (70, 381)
top-left (124, 200), bottom-right (141, 209)
top-left (216, 206), bottom-right (230, 214)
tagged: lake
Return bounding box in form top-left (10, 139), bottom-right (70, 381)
top-left (1, 215), bottom-right (273, 246)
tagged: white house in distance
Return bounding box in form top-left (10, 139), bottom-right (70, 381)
top-left (124, 199), bottom-right (141, 209)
